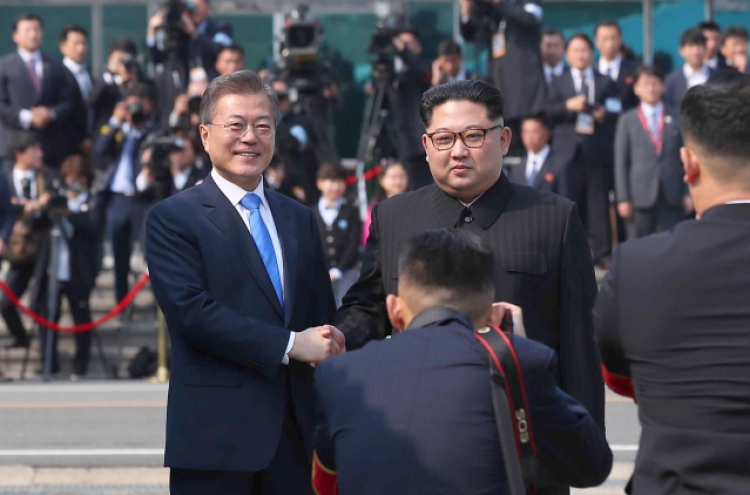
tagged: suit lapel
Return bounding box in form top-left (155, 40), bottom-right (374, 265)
top-left (202, 176), bottom-right (284, 319)
top-left (533, 154), bottom-right (554, 188)
top-left (562, 70), bottom-right (576, 97)
top-left (266, 190), bottom-right (297, 327)
top-left (14, 54), bottom-right (38, 101)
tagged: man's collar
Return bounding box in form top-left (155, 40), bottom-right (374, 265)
top-left (430, 173), bottom-right (513, 230)
top-left (640, 101), bottom-right (663, 114)
top-left (407, 306), bottom-right (473, 331)
top-left (527, 144), bottom-right (551, 164)
top-left (17, 49), bottom-right (40, 63)
top-left (210, 168), bottom-right (266, 207)
top-left (599, 54), bottom-right (622, 70)
top-left (63, 57), bottom-right (84, 72)
top-left (12, 167), bottom-right (35, 179)
top-left (319, 196), bottom-right (342, 211)
top-left (683, 63), bottom-right (708, 78)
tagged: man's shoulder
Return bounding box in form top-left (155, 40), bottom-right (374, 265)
top-left (665, 69), bottom-right (684, 84)
top-left (151, 182), bottom-right (205, 217)
top-left (375, 185), bottom-right (437, 215)
top-left (266, 187), bottom-right (313, 219)
top-left (509, 181), bottom-right (573, 211)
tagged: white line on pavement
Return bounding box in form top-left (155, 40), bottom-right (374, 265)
top-left (0, 449), bottom-right (163, 457)
top-left (0, 384), bottom-right (168, 393)
top-left (610, 445), bottom-right (638, 452)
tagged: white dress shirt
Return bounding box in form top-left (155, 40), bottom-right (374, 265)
top-left (706, 56), bottom-right (719, 70)
top-left (683, 64), bottom-right (710, 89)
top-left (210, 169), bottom-right (294, 364)
top-left (12, 167), bottom-right (38, 199)
top-left (598, 55), bottom-right (622, 82)
top-left (571, 67), bottom-right (595, 99)
top-left (109, 120), bottom-right (143, 195)
top-left (525, 145), bottom-right (550, 184)
top-left (63, 57), bottom-right (93, 100)
top-left (318, 197), bottom-right (342, 228)
top-left (17, 49), bottom-right (44, 130)
top-left (544, 61), bottom-right (564, 84)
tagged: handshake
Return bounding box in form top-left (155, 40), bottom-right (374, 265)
top-left (288, 325), bottom-right (346, 367)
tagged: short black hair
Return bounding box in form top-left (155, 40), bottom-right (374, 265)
top-left (594, 21), bottom-right (622, 36)
top-left (218, 43), bottom-right (245, 58)
top-left (635, 65), bottom-right (664, 83)
top-left (8, 131), bottom-right (41, 158)
top-left (542, 28), bottom-right (564, 41)
top-left (13, 14), bottom-right (43, 32)
top-left (680, 27), bottom-right (706, 47)
top-left (522, 112), bottom-right (552, 131)
top-left (721, 25), bottom-right (750, 46)
top-left (109, 38), bottom-right (137, 56)
top-left (681, 76), bottom-right (750, 172)
top-left (420, 80), bottom-right (504, 128)
top-left (698, 21), bottom-right (721, 33)
top-left (59, 25), bottom-right (88, 43)
top-left (399, 229), bottom-right (494, 321)
top-left (317, 161), bottom-right (348, 181)
top-left (437, 40), bottom-right (462, 57)
top-left (123, 81), bottom-right (155, 102)
top-left (566, 32), bottom-right (594, 51)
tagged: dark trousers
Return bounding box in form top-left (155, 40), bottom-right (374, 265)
top-left (106, 195), bottom-right (146, 303)
top-left (170, 375), bottom-right (312, 495)
top-left (575, 153), bottom-right (612, 263)
top-left (38, 283), bottom-right (92, 375)
top-left (0, 262), bottom-right (36, 345)
top-left (627, 191), bottom-right (684, 240)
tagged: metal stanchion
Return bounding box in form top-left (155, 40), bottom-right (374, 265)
top-left (151, 307), bottom-right (169, 383)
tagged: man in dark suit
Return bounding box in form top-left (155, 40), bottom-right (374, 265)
top-left (88, 39), bottom-right (140, 136)
top-left (699, 21), bottom-right (724, 70)
top-left (0, 14), bottom-right (78, 169)
top-left (459, 0), bottom-right (547, 157)
top-left (59, 25), bottom-right (93, 155)
top-left (0, 170), bottom-right (13, 255)
top-left (145, 70), bottom-right (344, 495)
top-left (664, 28), bottom-right (711, 109)
top-left (541, 29), bottom-right (565, 88)
top-left (336, 80), bottom-right (604, 430)
top-left (94, 82), bottom-right (158, 305)
top-left (615, 66), bottom-right (690, 239)
top-left (431, 40), bottom-right (474, 87)
top-left (595, 21), bottom-right (639, 112)
top-left (595, 76), bottom-right (750, 494)
top-left (315, 229), bottom-right (612, 494)
top-left (506, 113), bottom-right (575, 197)
top-left (146, 0), bottom-right (233, 81)
top-left (718, 26), bottom-right (750, 76)
top-left (548, 33), bottom-right (621, 267)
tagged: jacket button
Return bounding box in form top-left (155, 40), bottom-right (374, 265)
top-left (326, 236), bottom-right (334, 243)
top-left (328, 248), bottom-right (336, 255)
top-left (463, 216), bottom-right (473, 224)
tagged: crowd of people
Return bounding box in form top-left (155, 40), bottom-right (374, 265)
top-left (0, 1), bottom-right (749, 493)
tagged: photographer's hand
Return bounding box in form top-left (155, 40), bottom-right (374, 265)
top-left (112, 102), bottom-right (128, 125)
top-left (391, 36), bottom-right (406, 53)
top-left (181, 11), bottom-right (197, 37)
top-left (172, 94), bottom-right (189, 116)
top-left (147, 11), bottom-right (165, 40)
top-left (460, 0), bottom-right (472, 18)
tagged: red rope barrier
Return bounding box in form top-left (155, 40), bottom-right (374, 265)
top-left (346, 165), bottom-right (382, 186)
top-left (0, 272), bottom-right (151, 333)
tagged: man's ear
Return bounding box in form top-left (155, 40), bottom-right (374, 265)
top-left (386, 294), bottom-right (406, 332)
top-left (199, 124), bottom-right (210, 153)
top-left (500, 126), bottom-right (512, 156)
top-left (681, 146), bottom-right (701, 184)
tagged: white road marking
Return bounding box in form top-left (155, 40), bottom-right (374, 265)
top-left (0, 449), bottom-right (163, 457)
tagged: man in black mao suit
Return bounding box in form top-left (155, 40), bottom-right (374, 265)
top-left (145, 70), bottom-right (344, 495)
top-left (0, 14), bottom-right (77, 169)
top-left (547, 33), bottom-right (621, 266)
top-left (595, 76), bottom-right (750, 494)
top-left (335, 80), bottom-right (604, 451)
top-left (315, 230), bottom-right (612, 495)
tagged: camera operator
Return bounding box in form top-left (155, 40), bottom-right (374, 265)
top-left (459, 0), bottom-right (546, 157)
top-left (147, 0), bottom-right (233, 81)
top-left (137, 133), bottom-right (207, 201)
top-left (388, 30), bottom-right (432, 189)
top-left (164, 67), bottom-right (208, 135)
top-left (94, 82), bottom-right (158, 308)
top-left (37, 154), bottom-right (103, 379)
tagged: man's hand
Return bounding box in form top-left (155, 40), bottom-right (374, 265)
top-left (288, 325), bottom-right (345, 365)
top-left (180, 11), bottom-right (196, 37)
top-left (112, 102), bottom-right (128, 123)
top-left (391, 36), bottom-right (406, 53)
top-left (592, 106), bottom-right (607, 122)
top-left (683, 195), bottom-right (694, 214)
top-left (617, 201), bottom-right (633, 219)
top-left (431, 59), bottom-right (445, 87)
top-left (0, 238), bottom-right (5, 257)
top-left (31, 107), bottom-right (52, 129)
top-left (492, 302), bottom-right (526, 337)
top-left (566, 94), bottom-right (588, 113)
top-left (172, 94), bottom-right (189, 116)
top-left (459, 0), bottom-right (472, 18)
top-left (147, 11), bottom-right (165, 39)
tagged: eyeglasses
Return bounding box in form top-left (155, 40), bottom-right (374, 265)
top-left (426, 124), bottom-right (504, 150)
top-left (204, 121), bottom-right (275, 139)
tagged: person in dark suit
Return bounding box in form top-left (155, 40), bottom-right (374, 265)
top-left (430, 40), bottom-right (475, 87)
top-left (459, 0), bottom-right (547, 158)
top-left (37, 154), bottom-right (103, 378)
top-left (146, 0), bottom-right (233, 81)
top-left (547, 33), bottom-right (621, 267)
top-left (59, 25), bottom-right (94, 156)
top-left (336, 80), bottom-right (604, 431)
top-left (94, 82), bottom-right (158, 305)
top-left (718, 25), bottom-right (750, 76)
top-left (145, 70), bottom-right (344, 495)
top-left (595, 21), bottom-right (639, 112)
top-left (506, 113), bottom-right (575, 197)
top-left (312, 162), bottom-right (361, 307)
top-left (664, 28), bottom-right (711, 109)
top-left (615, 66), bottom-right (691, 240)
top-left (595, 76), bottom-right (750, 494)
top-left (315, 229), bottom-right (612, 495)
top-left (541, 29), bottom-right (565, 88)
top-left (0, 14), bottom-right (78, 169)
top-left (0, 170), bottom-right (13, 254)
top-left (0, 132), bottom-right (53, 349)
top-left (88, 39), bottom-right (140, 137)
top-left (699, 21), bottom-right (724, 70)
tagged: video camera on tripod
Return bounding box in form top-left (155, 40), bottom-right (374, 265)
top-left (157, 0), bottom-right (194, 63)
top-left (467, 0), bottom-right (497, 42)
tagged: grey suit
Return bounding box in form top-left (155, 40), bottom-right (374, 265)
top-left (614, 105), bottom-right (686, 238)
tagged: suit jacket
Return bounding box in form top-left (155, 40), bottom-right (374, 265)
top-left (0, 53), bottom-right (78, 167)
top-left (145, 174), bottom-right (336, 472)
top-left (312, 201), bottom-right (362, 273)
top-left (614, 105), bottom-right (685, 209)
top-left (460, 0), bottom-right (547, 120)
top-left (335, 174), bottom-right (604, 426)
top-left (61, 64), bottom-right (92, 149)
top-left (663, 66), bottom-right (716, 109)
top-left (506, 147), bottom-right (575, 196)
top-left (94, 120), bottom-right (158, 198)
top-left (392, 47), bottom-right (432, 159)
top-left (598, 57), bottom-right (640, 112)
top-left (88, 74), bottom-right (121, 135)
top-left (314, 310), bottom-right (612, 494)
top-left (0, 171), bottom-right (13, 242)
top-left (594, 203), bottom-right (750, 494)
top-left (547, 68), bottom-right (621, 166)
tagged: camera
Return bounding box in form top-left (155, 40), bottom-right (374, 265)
top-left (143, 135), bottom-right (185, 174)
top-left (120, 54), bottom-right (139, 74)
top-left (158, 0), bottom-right (192, 63)
top-left (187, 95), bottom-right (202, 116)
top-left (126, 101), bottom-right (146, 126)
top-left (467, 0), bottom-right (496, 42)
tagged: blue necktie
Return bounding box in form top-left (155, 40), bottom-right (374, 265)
top-left (526, 159), bottom-right (538, 186)
top-left (240, 193), bottom-right (284, 308)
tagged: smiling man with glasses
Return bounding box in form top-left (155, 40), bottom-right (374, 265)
top-left (336, 82), bottom-right (604, 485)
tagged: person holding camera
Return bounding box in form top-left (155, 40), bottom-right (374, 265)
top-left (0, 132), bottom-right (55, 350)
top-left (137, 133), bottom-right (207, 201)
top-left (94, 82), bottom-right (158, 308)
top-left (37, 154), bottom-right (103, 379)
top-left (164, 67), bottom-right (208, 135)
top-left (147, 0), bottom-right (233, 81)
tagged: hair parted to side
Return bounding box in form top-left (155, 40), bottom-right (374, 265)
top-left (199, 70), bottom-right (281, 126)
top-left (420, 80), bottom-right (504, 128)
top-left (13, 14), bottom-right (43, 32)
top-left (680, 27), bottom-right (706, 47)
top-left (398, 229), bottom-right (495, 321)
top-left (681, 75), bottom-right (750, 170)
top-left (8, 130), bottom-right (40, 158)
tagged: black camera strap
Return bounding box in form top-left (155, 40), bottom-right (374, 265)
top-left (474, 326), bottom-right (538, 494)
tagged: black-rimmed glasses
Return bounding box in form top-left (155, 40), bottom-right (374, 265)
top-left (426, 124), bottom-right (504, 150)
